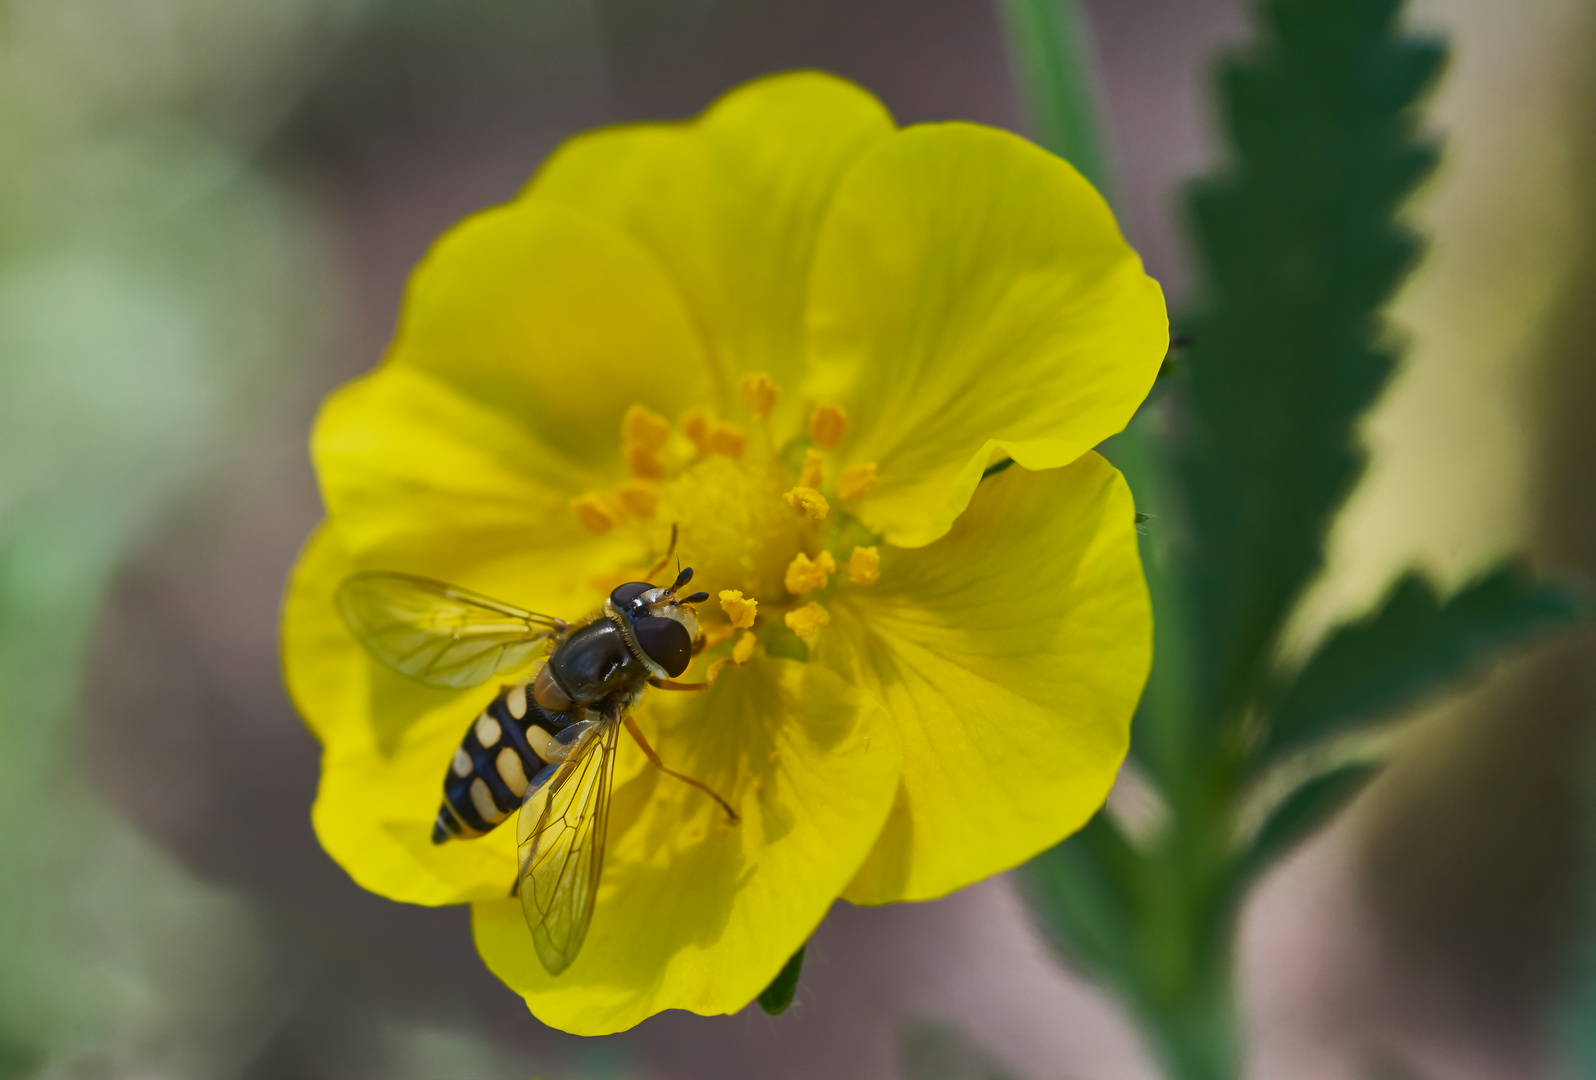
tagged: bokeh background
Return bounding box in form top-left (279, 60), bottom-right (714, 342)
top-left (2, 0), bottom-right (1594, 1077)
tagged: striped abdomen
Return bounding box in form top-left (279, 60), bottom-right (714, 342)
top-left (432, 677), bottom-right (578, 844)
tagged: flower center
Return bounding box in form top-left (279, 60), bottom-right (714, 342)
top-left (570, 375), bottom-right (881, 657)
top-left (658, 453), bottom-right (811, 610)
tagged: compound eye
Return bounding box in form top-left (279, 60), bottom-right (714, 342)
top-left (609, 581), bottom-right (652, 609)
top-left (633, 615), bottom-right (692, 677)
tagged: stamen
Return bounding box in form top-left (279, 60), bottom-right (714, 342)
top-left (809, 403), bottom-right (848, 449)
top-left (849, 546), bottom-right (881, 585)
top-left (622, 404), bottom-right (670, 480)
top-left (739, 372), bottom-right (780, 421)
top-left (682, 410), bottom-right (712, 455)
top-left (785, 602), bottom-right (831, 643)
top-left (798, 448), bottom-right (825, 489)
top-left (719, 590), bottom-right (759, 629)
top-left (784, 551), bottom-right (835, 595)
top-left (783, 486), bottom-right (829, 520)
top-left (838, 463), bottom-right (877, 500)
top-left (732, 630), bottom-right (757, 664)
top-left (623, 404), bottom-right (671, 451)
top-left (616, 479), bottom-right (659, 517)
top-left (626, 445), bottom-right (665, 479)
top-left (707, 421), bottom-right (747, 458)
top-left (571, 492), bottom-right (620, 534)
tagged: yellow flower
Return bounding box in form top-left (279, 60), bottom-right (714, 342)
top-left (280, 72), bottom-right (1165, 1035)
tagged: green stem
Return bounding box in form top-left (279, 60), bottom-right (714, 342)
top-left (991, 0), bottom-right (1110, 192)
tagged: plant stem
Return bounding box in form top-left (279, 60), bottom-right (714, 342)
top-left (991, 0), bottom-right (1110, 193)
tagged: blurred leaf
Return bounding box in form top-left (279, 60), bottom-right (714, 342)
top-left (1178, 0), bottom-right (1445, 729)
top-left (1237, 760), bottom-right (1381, 883)
top-left (898, 1020), bottom-right (1020, 1080)
top-left (1021, 812), bottom-right (1141, 980)
top-left (1263, 563), bottom-right (1584, 764)
top-left (991, 0), bottom-right (1109, 190)
top-left (756, 944), bottom-right (805, 1015)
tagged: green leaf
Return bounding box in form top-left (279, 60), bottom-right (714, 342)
top-left (1263, 563), bottom-right (1584, 764)
top-left (1177, 0), bottom-right (1446, 730)
top-left (1019, 812), bottom-right (1142, 980)
top-left (756, 944), bottom-right (805, 1015)
top-left (1238, 761), bottom-right (1381, 883)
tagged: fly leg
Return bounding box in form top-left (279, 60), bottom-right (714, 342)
top-left (645, 524), bottom-right (679, 582)
top-left (623, 712), bottom-right (739, 823)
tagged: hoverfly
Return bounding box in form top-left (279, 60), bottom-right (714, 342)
top-left (334, 534), bottom-right (738, 975)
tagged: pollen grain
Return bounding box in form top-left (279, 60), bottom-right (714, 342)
top-left (809, 403), bottom-right (848, 449)
top-left (739, 372), bottom-right (780, 421)
top-left (719, 590), bottom-right (759, 629)
top-left (783, 486), bottom-right (829, 520)
top-left (785, 602), bottom-right (831, 643)
top-left (838, 462), bottom-right (877, 500)
top-left (849, 546), bottom-right (881, 585)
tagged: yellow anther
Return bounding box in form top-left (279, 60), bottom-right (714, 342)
top-left (784, 550), bottom-right (836, 595)
top-left (783, 486), bottom-right (829, 520)
top-left (849, 546), bottom-right (881, 585)
top-left (719, 589), bottom-right (759, 630)
top-left (707, 657), bottom-right (733, 682)
top-left (838, 462), bottom-right (878, 500)
top-left (739, 372), bottom-right (780, 421)
top-left (732, 630), bottom-right (757, 665)
top-left (682, 409), bottom-right (712, 455)
top-left (707, 421), bottom-right (747, 458)
top-left (798, 447), bottom-right (825, 489)
top-left (809, 402), bottom-right (848, 449)
top-left (622, 404), bottom-right (671, 452)
top-left (570, 492), bottom-right (619, 535)
top-left (785, 601), bottom-right (831, 643)
top-left (616, 479), bottom-right (658, 517)
top-left (625, 444), bottom-right (665, 480)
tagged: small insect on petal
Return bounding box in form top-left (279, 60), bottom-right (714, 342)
top-left (784, 551), bottom-right (835, 595)
top-left (571, 493), bottom-right (620, 534)
top-left (708, 421), bottom-right (747, 458)
top-left (732, 630), bottom-right (757, 664)
top-left (849, 546), bottom-right (880, 585)
top-left (809, 402), bottom-right (848, 449)
top-left (719, 589), bottom-right (759, 629)
top-left (783, 486), bottom-right (829, 521)
top-left (838, 462), bottom-right (877, 500)
top-left (797, 448), bottom-right (825, 489)
top-left (784, 601), bottom-right (831, 644)
top-left (740, 372), bottom-right (780, 421)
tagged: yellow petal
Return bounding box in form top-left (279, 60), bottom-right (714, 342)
top-left (529, 72), bottom-right (894, 414)
top-left (471, 655), bottom-right (900, 1034)
top-left (282, 526), bottom-right (513, 904)
top-left (386, 196), bottom-right (712, 468)
top-left (804, 124), bottom-right (1167, 547)
top-left (282, 522), bottom-right (644, 908)
top-left (813, 457), bottom-right (1150, 903)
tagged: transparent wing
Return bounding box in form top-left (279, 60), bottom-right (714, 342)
top-left (515, 714), bottom-right (619, 975)
top-left (335, 571), bottom-right (566, 689)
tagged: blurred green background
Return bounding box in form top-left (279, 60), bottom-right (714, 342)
top-left (1, 1), bottom-right (1593, 1078)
